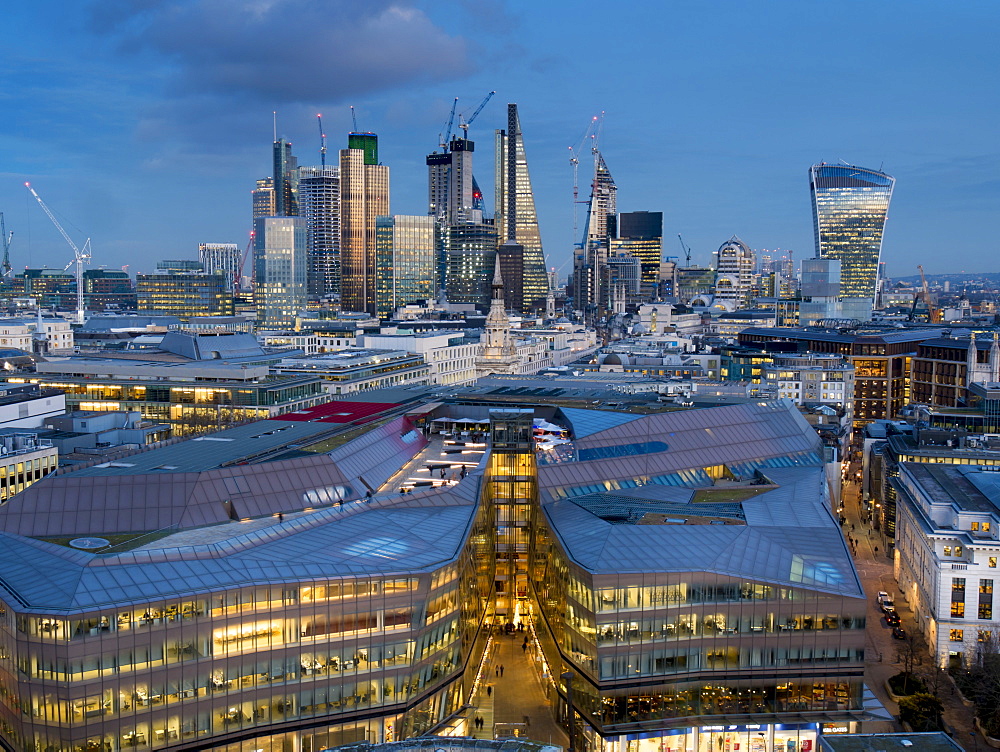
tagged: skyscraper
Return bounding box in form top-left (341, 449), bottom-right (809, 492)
top-left (251, 178), bottom-right (276, 220)
top-left (374, 215), bottom-right (435, 319)
top-left (273, 138), bottom-right (298, 216)
top-left (297, 166), bottom-right (340, 298)
top-left (254, 216), bottom-right (307, 329)
top-left (444, 222), bottom-right (498, 310)
top-left (199, 243), bottom-right (242, 291)
top-left (809, 163), bottom-right (894, 303)
top-left (427, 137), bottom-right (478, 226)
top-left (573, 153), bottom-right (618, 313)
top-left (494, 104), bottom-right (547, 313)
top-left (615, 210), bottom-right (663, 300)
top-left (339, 134), bottom-right (389, 315)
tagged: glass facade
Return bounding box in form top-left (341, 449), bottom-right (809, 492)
top-left (809, 163), bottom-right (894, 301)
top-left (339, 143), bottom-right (390, 316)
top-left (136, 273), bottom-right (234, 322)
top-left (254, 217), bottom-right (307, 330)
top-left (374, 216), bottom-right (435, 320)
top-left (298, 167), bottom-right (341, 298)
top-left (494, 105), bottom-right (548, 313)
top-left (444, 223), bottom-right (498, 310)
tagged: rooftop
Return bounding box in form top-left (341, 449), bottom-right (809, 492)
top-left (818, 733), bottom-right (962, 752)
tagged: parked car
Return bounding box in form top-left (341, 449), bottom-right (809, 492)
top-left (885, 612), bottom-right (901, 626)
top-left (892, 626), bottom-right (907, 640)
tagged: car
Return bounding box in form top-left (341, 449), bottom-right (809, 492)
top-left (877, 591), bottom-right (889, 602)
top-left (885, 612), bottom-right (901, 626)
top-left (892, 626), bottom-right (907, 640)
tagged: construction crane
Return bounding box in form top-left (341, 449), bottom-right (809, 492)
top-left (0, 213), bottom-right (12, 278)
top-left (350, 105), bottom-right (358, 132)
top-left (317, 114), bottom-right (327, 168)
top-left (569, 116), bottom-right (600, 250)
top-left (677, 234), bottom-right (693, 265)
top-left (917, 264), bottom-right (943, 323)
top-left (438, 97), bottom-right (459, 151)
top-left (457, 91), bottom-right (496, 136)
top-left (25, 183), bottom-right (91, 324)
top-left (239, 231), bottom-right (255, 291)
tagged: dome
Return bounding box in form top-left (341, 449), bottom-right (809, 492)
top-left (631, 323), bottom-right (649, 334)
top-left (603, 353), bottom-right (629, 366)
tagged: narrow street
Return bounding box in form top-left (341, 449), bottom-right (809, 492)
top-left (840, 476), bottom-right (979, 749)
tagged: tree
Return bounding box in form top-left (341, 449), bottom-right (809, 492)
top-left (898, 693), bottom-right (944, 732)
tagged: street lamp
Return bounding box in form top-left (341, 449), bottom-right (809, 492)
top-left (561, 671), bottom-right (576, 752)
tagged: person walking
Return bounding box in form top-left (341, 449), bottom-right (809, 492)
top-left (499, 664), bottom-right (504, 677)
top-left (487, 685), bottom-right (492, 697)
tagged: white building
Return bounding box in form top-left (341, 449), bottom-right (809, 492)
top-left (762, 353), bottom-right (854, 422)
top-left (712, 236), bottom-right (755, 311)
top-left (0, 316), bottom-right (74, 352)
top-left (360, 331), bottom-right (479, 386)
top-left (893, 462), bottom-right (1000, 668)
top-left (0, 384), bottom-right (66, 429)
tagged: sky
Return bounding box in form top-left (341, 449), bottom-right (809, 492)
top-left (2, 0), bottom-right (998, 280)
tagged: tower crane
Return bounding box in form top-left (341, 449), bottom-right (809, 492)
top-left (917, 264), bottom-right (942, 323)
top-left (0, 213), bottom-right (12, 278)
top-left (350, 105), bottom-right (358, 132)
top-left (317, 114), bottom-right (327, 168)
top-left (677, 234), bottom-right (693, 265)
top-left (457, 91), bottom-right (496, 136)
top-left (438, 97), bottom-right (459, 151)
top-left (25, 183), bottom-right (91, 324)
top-left (239, 231), bottom-right (255, 291)
top-left (568, 116), bottom-right (600, 250)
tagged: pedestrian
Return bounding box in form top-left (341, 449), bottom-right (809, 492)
top-left (277, 513), bottom-right (283, 522)
top-left (487, 685), bottom-right (492, 697)
top-left (500, 665), bottom-right (504, 677)
top-left (522, 642), bottom-right (527, 653)
top-left (874, 546), bottom-right (879, 554)
top-left (495, 666), bottom-right (499, 677)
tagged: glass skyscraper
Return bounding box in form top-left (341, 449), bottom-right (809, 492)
top-left (809, 163), bottom-right (894, 301)
top-left (254, 216), bottom-right (307, 330)
top-left (374, 215), bottom-right (435, 320)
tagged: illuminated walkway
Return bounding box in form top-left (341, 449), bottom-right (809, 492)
top-left (470, 623), bottom-right (569, 747)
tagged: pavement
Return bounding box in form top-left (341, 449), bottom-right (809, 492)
top-left (468, 625), bottom-right (569, 748)
top-left (840, 477), bottom-right (979, 750)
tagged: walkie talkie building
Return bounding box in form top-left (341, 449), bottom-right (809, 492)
top-left (809, 163), bottom-right (894, 303)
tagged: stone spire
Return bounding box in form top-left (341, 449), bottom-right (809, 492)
top-left (475, 257), bottom-right (519, 375)
top-left (967, 331), bottom-right (980, 386)
top-left (991, 331), bottom-right (1000, 382)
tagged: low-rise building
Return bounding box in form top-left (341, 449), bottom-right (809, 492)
top-left (0, 430), bottom-right (57, 502)
top-left (0, 383), bottom-right (66, 429)
top-left (360, 331), bottom-right (479, 386)
top-left (761, 354), bottom-right (855, 418)
top-left (0, 315), bottom-right (74, 351)
top-left (892, 462), bottom-right (1000, 668)
top-left (273, 350), bottom-right (432, 395)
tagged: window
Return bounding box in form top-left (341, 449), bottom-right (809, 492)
top-left (952, 578), bottom-right (966, 618)
top-left (980, 580), bottom-right (994, 620)
top-left (980, 631), bottom-right (993, 642)
top-left (991, 558), bottom-right (997, 569)
top-left (985, 522), bottom-right (992, 532)
top-left (956, 546), bottom-right (964, 557)
top-left (944, 546), bottom-right (952, 557)
top-left (973, 522), bottom-right (981, 532)
top-left (950, 629), bottom-right (964, 642)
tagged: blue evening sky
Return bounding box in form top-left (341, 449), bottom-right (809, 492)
top-left (2, 0), bottom-right (997, 279)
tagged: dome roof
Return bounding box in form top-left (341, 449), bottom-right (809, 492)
top-left (603, 353), bottom-right (629, 366)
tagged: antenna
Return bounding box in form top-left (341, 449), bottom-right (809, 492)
top-left (317, 114), bottom-right (327, 168)
top-left (272, 111), bottom-right (277, 142)
top-left (350, 105), bottom-right (358, 132)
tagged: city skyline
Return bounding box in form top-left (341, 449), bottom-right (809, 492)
top-left (2, 1), bottom-right (998, 278)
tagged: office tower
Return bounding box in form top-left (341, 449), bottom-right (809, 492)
top-left (254, 216), bottom-right (307, 329)
top-left (496, 239), bottom-right (524, 313)
top-left (339, 134), bottom-right (389, 315)
top-left (615, 210), bottom-right (663, 300)
top-left (799, 258), bottom-right (843, 326)
top-left (297, 166), bottom-right (340, 298)
top-left (427, 137), bottom-right (479, 226)
top-left (494, 104), bottom-right (547, 313)
top-left (574, 154), bottom-right (618, 313)
top-left (606, 252), bottom-right (642, 296)
top-left (273, 138), bottom-right (298, 216)
top-left (82, 269), bottom-right (136, 310)
top-left (136, 271), bottom-right (234, 321)
top-left (809, 162), bottom-right (894, 306)
top-left (252, 178), bottom-right (276, 220)
top-left (713, 236), bottom-right (755, 311)
top-left (444, 222), bottom-right (498, 309)
top-left (374, 215), bottom-right (435, 319)
top-left (199, 243), bottom-right (242, 291)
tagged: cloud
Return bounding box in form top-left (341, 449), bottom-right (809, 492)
top-left (92, 0), bottom-right (470, 104)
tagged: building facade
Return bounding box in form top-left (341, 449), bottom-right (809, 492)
top-left (298, 166), bottom-right (341, 299)
top-left (374, 216), bottom-right (435, 320)
top-left (809, 163), bottom-right (894, 304)
top-left (340, 137), bottom-right (390, 316)
top-left (137, 273), bottom-right (235, 322)
top-left (713, 236), bottom-right (755, 312)
top-left (494, 104), bottom-right (548, 314)
top-left (198, 244), bottom-right (242, 292)
top-left (254, 217), bottom-right (308, 330)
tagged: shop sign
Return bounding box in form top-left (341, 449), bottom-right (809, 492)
top-left (821, 724), bottom-right (849, 734)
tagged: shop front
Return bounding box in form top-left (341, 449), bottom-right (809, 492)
top-left (600, 722), bottom-right (859, 752)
